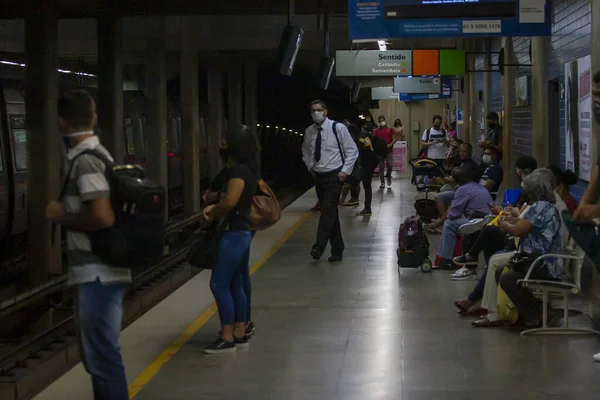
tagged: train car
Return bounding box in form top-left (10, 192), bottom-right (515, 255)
top-left (0, 78), bottom-right (211, 259)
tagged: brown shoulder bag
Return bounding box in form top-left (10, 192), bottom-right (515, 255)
top-left (249, 180), bottom-right (281, 231)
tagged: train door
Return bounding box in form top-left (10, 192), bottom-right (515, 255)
top-left (6, 113), bottom-right (27, 236)
top-left (0, 119), bottom-right (8, 240)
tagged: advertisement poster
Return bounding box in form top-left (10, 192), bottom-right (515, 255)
top-left (565, 55), bottom-right (592, 181)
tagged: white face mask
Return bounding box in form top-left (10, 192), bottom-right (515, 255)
top-left (311, 111), bottom-right (325, 124)
top-left (379, 121), bottom-right (386, 127)
top-left (63, 130), bottom-right (94, 138)
top-left (482, 155), bottom-right (492, 164)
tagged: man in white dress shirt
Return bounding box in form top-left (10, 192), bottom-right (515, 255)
top-left (302, 100), bottom-right (359, 262)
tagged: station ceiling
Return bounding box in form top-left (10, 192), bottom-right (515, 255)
top-left (3, 0), bottom-right (348, 18)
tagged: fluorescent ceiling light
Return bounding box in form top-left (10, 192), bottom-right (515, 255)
top-left (377, 40), bottom-right (387, 51)
top-left (0, 59), bottom-right (96, 77)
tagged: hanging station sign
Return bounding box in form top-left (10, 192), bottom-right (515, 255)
top-left (394, 77), bottom-right (441, 94)
top-left (348, 0), bottom-right (551, 41)
top-left (335, 50), bottom-right (412, 77)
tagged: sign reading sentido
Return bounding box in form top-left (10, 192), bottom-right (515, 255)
top-left (348, 0), bottom-right (551, 41)
top-left (336, 50), bottom-right (412, 77)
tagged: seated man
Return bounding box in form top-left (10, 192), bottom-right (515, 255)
top-left (432, 166), bottom-right (493, 270)
top-left (478, 146), bottom-right (504, 198)
top-left (427, 143), bottom-right (479, 232)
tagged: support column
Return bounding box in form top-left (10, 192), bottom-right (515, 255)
top-left (483, 44), bottom-right (492, 120)
top-left (531, 37), bottom-right (548, 168)
top-left (228, 63), bottom-right (243, 126)
top-left (145, 17), bottom-right (168, 218)
top-left (589, 0), bottom-right (600, 326)
top-left (96, 16), bottom-right (125, 161)
top-left (207, 64), bottom-right (224, 180)
top-left (180, 18), bottom-right (200, 216)
top-left (467, 42), bottom-right (477, 146)
top-left (244, 60), bottom-right (258, 131)
top-left (25, 10), bottom-right (61, 282)
top-left (462, 41), bottom-right (475, 145)
top-left (501, 37), bottom-right (514, 186)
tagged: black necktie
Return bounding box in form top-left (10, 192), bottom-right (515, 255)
top-left (314, 127), bottom-right (322, 162)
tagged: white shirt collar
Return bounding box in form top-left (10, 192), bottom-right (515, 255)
top-left (66, 135), bottom-right (100, 160)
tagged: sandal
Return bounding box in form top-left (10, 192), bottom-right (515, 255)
top-left (471, 316), bottom-right (505, 327)
top-left (453, 299), bottom-right (471, 314)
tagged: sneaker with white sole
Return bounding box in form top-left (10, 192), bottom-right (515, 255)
top-left (450, 267), bottom-right (477, 281)
top-left (453, 254), bottom-right (478, 266)
top-left (459, 215), bottom-right (494, 235)
top-left (203, 338), bottom-right (236, 354)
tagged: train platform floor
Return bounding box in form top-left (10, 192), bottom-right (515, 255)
top-left (37, 173), bottom-right (600, 400)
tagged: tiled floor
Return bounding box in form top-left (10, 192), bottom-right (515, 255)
top-left (136, 174), bottom-right (600, 400)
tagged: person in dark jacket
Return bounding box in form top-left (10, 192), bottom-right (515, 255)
top-left (356, 126), bottom-right (386, 216)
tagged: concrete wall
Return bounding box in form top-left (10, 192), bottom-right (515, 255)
top-left (371, 98), bottom-right (451, 159)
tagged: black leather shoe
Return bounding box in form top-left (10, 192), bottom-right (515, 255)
top-left (311, 246), bottom-right (324, 260)
top-left (328, 254), bottom-right (343, 263)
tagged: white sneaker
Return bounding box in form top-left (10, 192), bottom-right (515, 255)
top-left (594, 352), bottom-right (600, 362)
top-left (459, 215), bottom-right (494, 235)
top-left (450, 267), bottom-right (477, 281)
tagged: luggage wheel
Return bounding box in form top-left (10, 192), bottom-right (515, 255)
top-left (420, 259), bottom-right (432, 273)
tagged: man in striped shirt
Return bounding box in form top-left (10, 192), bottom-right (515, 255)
top-left (45, 89), bottom-right (129, 400)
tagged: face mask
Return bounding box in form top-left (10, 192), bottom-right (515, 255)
top-left (311, 111), bottom-right (325, 124)
top-left (482, 155), bottom-right (492, 164)
top-left (379, 121), bottom-right (386, 127)
top-left (593, 101), bottom-right (600, 125)
top-left (433, 124), bottom-right (441, 130)
top-left (218, 147), bottom-right (230, 163)
top-left (61, 130), bottom-right (94, 148)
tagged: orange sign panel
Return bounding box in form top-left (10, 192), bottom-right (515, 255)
top-left (412, 50), bottom-right (439, 76)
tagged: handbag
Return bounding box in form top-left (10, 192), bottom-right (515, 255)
top-left (497, 266), bottom-right (519, 323)
top-left (332, 122), bottom-right (363, 185)
top-left (249, 179), bottom-right (281, 231)
top-left (187, 218), bottom-right (226, 270)
top-left (562, 210), bottom-right (600, 272)
top-left (507, 250), bottom-right (540, 274)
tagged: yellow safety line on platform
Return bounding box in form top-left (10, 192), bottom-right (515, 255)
top-left (128, 211), bottom-right (312, 399)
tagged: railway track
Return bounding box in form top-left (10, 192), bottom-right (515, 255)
top-left (0, 187), bottom-right (305, 400)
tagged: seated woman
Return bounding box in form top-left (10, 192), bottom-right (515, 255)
top-left (468, 169), bottom-right (563, 327)
top-left (431, 166), bottom-right (493, 270)
top-left (442, 138), bottom-right (463, 174)
top-left (549, 165), bottom-right (578, 214)
top-left (498, 170), bottom-right (564, 329)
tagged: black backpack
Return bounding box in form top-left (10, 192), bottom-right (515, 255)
top-left (57, 149), bottom-right (167, 267)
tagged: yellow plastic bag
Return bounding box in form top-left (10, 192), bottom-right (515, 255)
top-left (488, 211), bottom-right (503, 227)
top-left (496, 266), bottom-right (518, 322)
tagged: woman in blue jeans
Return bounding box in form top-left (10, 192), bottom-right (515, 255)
top-left (203, 124), bottom-right (259, 353)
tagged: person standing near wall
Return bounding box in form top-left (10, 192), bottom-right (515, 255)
top-left (479, 112), bottom-right (503, 160)
top-left (573, 71), bottom-right (600, 362)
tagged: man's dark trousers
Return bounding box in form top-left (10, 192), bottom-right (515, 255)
top-left (314, 169), bottom-right (345, 255)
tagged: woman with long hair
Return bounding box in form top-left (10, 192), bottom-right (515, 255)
top-left (203, 124), bottom-right (259, 353)
top-left (549, 165), bottom-right (578, 214)
top-left (393, 118), bottom-right (405, 141)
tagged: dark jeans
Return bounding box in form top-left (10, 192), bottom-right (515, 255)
top-left (362, 160), bottom-right (378, 211)
top-left (314, 169), bottom-right (344, 254)
top-left (76, 279), bottom-right (128, 400)
top-left (499, 267), bottom-right (555, 323)
top-left (468, 225), bottom-right (507, 265)
top-left (210, 230), bottom-right (252, 326)
top-left (378, 151), bottom-right (393, 183)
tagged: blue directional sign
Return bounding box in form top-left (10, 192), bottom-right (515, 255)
top-left (348, 0), bottom-right (551, 41)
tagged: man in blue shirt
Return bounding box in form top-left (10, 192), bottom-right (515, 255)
top-left (479, 146), bottom-right (504, 197)
top-left (433, 166), bottom-right (493, 270)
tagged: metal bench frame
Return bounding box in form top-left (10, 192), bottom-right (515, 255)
top-left (517, 245), bottom-right (600, 337)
